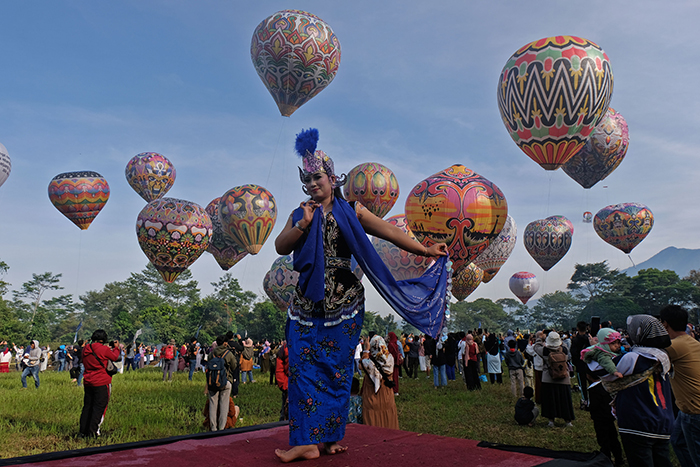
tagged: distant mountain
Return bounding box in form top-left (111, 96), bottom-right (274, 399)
top-left (621, 247), bottom-right (700, 278)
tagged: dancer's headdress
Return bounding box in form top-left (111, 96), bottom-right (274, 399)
top-left (295, 128), bottom-right (346, 188)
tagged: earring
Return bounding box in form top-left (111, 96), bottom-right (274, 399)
top-left (302, 186), bottom-right (309, 195)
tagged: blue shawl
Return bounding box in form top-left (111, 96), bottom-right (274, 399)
top-left (292, 198), bottom-right (451, 338)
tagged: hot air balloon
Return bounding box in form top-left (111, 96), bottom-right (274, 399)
top-left (523, 216), bottom-right (574, 271)
top-left (472, 215), bottom-right (517, 283)
top-left (371, 214), bottom-right (434, 281)
top-left (219, 184), bottom-right (277, 255)
top-left (593, 203), bottom-right (653, 254)
top-left (562, 108), bottom-right (629, 188)
top-left (251, 10), bottom-right (341, 117)
top-left (497, 36), bottom-right (614, 170)
top-left (509, 272), bottom-right (539, 304)
top-left (0, 143), bottom-right (11, 188)
top-left (205, 197), bottom-right (248, 271)
top-left (267, 255), bottom-right (299, 312)
top-left (125, 152), bottom-right (176, 202)
top-left (405, 164), bottom-right (508, 272)
top-left (136, 198), bottom-right (212, 282)
top-left (343, 163), bottom-right (399, 218)
top-left (264, 270), bottom-right (289, 313)
top-left (48, 171), bottom-right (110, 230)
top-left (452, 263), bottom-right (483, 301)
top-left (583, 211), bottom-right (593, 223)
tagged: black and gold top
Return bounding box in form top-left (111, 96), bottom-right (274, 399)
top-left (289, 204), bottom-right (365, 326)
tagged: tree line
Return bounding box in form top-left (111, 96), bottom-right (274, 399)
top-left (1, 260), bottom-right (698, 345)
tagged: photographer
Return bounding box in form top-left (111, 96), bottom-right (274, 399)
top-left (79, 330), bottom-right (120, 438)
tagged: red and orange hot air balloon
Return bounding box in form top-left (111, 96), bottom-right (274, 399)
top-left (48, 171), bottom-right (110, 230)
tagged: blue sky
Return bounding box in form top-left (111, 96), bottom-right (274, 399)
top-left (1, 1), bottom-right (698, 317)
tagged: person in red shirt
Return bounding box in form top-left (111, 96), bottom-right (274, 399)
top-left (79, 329), bottom-right (120, 438)
top-left (275, 340), bottom-right (289, 421)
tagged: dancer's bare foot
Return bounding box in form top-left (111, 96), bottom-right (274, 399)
top-left (275, 444), bottom-right (320, 463)
top-left (323, 442), bottom-right (348, 455)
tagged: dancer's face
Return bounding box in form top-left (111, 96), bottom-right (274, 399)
top-left (304, 172), bottom-right (335, 202)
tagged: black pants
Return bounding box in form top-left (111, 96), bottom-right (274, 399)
top-left (80, 384), bottom-right (111, 436)
top-left (407, 357), bottom-right (419, 378)
top-left (231, 368), bottom-right (240, 396)
top-left (593, 419), bottom-right (623, 464)
top-left (620, 433), bottom-right (671, 467)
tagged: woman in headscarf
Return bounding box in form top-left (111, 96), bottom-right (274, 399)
top-left (273, 129), bottom-right (450, 462)
top-left (596, 315), bottom-right (673, 467)
top-left (463, 334), bottom-right (481, 391)
top-left (360, 335), bottom-right (399, 429)
top-left (240, 338), bottom-right (255, 384)
top-left (386, 332), bottom-right (401, 396)
top-left (535, 331), bottom-right (575, 427)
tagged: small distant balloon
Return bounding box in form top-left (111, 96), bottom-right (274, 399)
top-left (473, 215), bottom-right (517, 283)
top-left (343, 163), bottom-right (399, 218)
top-left (497, 36), bottom-right (614, 170)
top-left (594, 203), bottom-right (653, 254)
top-left (509, 272), bottom-right (539, 304)
top-left (405, 164), bottom-right (508, 272)
top-left (219, 184), bottom-right (277, 255)
top-left (251, 10), bottom-right (341, 117)
top-left (371, 214), bottom-right (434, 281)
top-left (205, 197), bottom-right (248, 271)
top-left (136, 198), bottom-right (212, 283)
top-left (48, 171), bottom-right (110, 230)
top-left (0, 143), bottom-right (11, 188)
top-left (524, 216), bottom-right (574, 271)
top-left (562, 108), bottom-right (629, 188)
top-left (451, 263), bottom-right (483, 301)
top-left (583, 211), bottom-right (593, 223)
top-left (125, 152), bottom-right (176, 202)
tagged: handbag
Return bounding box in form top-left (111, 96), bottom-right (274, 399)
top-left (92, 344), bottom-right (119, 376)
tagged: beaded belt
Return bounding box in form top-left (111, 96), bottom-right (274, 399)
top-left (326, 256), bottom-right (352, 270)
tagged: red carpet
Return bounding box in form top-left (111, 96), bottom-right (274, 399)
top-left (9, 424), bottom-right (554, 467)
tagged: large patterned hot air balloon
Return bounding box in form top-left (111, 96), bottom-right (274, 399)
top-left (125, 152), bottom-right (176, 202)
top-left (205, 197), bottom-right (248, 271)
top-left (497, 36), bottom-right (614, 170)
top-left (371, 214), bottom-right (434, 281)
top-left (473, 215), bottom-right (517, 283)
top-left (562, 108), bottom-right (629, 188)
top-left (219, 184), bottom-right (277, 255)
top-left (405, 165), bottom-right (508, 272)
top-left (509, 272), bottom-right (539, 304)
top-left (452, 263), bottom-right (483, 301)
top-left (264, 270), bottom-right (289, 313)
top-left (251, 10), bottom-right (341, 117)
top-left (523, 216), bottom-right (574, 271)
top-left (136, 198), bottom-right (212, 282)
top-left (48, 171), bottom-right (110, 230)
top-left (267, 255), bottom-right (299, 312)
top-left (594, 203), bottom-right (653, 254)
top-left (343, 163), bottom-right (399, 218)
top-left (0, 143), bottom-right (11, 188)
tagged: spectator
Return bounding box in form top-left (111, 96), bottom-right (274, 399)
top-left (275, 340), bottom-right (289, 421)
top-left (463, 334), bottom-right (481, 391)
top-left (360, 335), bottom-right (398, 429)
top-left (406, 336), bottom-right (420, 379)
top-left (570, 321), bottom-right (592, 410)
top-left (187, 338), bottom-right (198, 381)
top-left (240, 338), bottom-right (255, 384)
top-left (20, 340), bottom-right (41, 389)
top-left (504, 339), bottom-right (525, 397)
top-left (514, 386), bottom-right (539, 427)
top-left (659, 305), bottom-right (700, 467)
top-left (0, 341), bottom-right (11, 373)
top-left (206, 336), bottom-right (238, 431)
top-left (161, 339), bottom-right (177, 382)
top-left (386, 332), bottom-right (402, 395)
top-left (485, 332), bottom-right (503, 384)
top-left (79, 330), bottom-right (120, 437)
top-left (56, 345), bottom-right (67, 372)
top-left (587, 374), bottom-right (624, 466)
top-left (535, 332), bottom-right (575, 427)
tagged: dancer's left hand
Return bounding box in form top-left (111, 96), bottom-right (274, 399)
top-left (425, 243), bottom-right (448, 257)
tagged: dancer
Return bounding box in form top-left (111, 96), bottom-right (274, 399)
top-left (274, 129), bottom-right (450, 462)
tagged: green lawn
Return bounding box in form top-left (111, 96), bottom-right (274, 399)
top-left (0, 367), bottom-right (639, 465)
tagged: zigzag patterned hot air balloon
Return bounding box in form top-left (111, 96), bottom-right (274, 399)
top-left (452, 263), bottom-right (483, 301)
top-left (219, 184), bottom-right (277, 255)
top-left (497, 36), bottom-right (614, 170)
top-left (251, 10), bottom-right (341, 117)
top-left (48, 171), bottom-right (110, 230)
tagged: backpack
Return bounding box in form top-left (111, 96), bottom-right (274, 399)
top-left (206, 350), bottom-right (229, 392)
top-left (547, 347), bottom-right (568, 380)
top-left (163, 345), bottom-right (175, 360)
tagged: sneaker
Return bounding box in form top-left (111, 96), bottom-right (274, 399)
top-left (565, 422), bottom-right (573, 427)
top-left (547, 421), bottom-right (555, 428)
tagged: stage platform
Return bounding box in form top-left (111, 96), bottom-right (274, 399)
top-left (1, 422), bottom-right (612, 467)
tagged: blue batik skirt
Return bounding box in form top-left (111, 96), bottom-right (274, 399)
top-left (286, 307), bottom-right (364, 445)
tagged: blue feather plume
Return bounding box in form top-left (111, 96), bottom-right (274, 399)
top-left (295, 128), bottom-right (319, 157)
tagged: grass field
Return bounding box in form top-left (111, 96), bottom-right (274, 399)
top-left (0, 366), bottom-right (653, 465)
